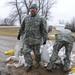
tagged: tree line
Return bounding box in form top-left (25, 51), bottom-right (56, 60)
top-left (0, 0), bottom-right (56, 26)
top-left (65, 18), bottom-right (75, 32)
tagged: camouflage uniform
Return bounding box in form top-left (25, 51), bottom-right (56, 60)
top-left (47, 32), bottom-right (75, 71)
top-left (18, 14), bottom-right (48, 66)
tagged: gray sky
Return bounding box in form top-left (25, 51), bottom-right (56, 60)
top-left (0, 0), bottom-right (75, 25)
top-left (0, 0), bottom-right (11, 18)
top-left (49, 0), bottom-right (75, 25)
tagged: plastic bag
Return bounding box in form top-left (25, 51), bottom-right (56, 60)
top-left (4, 49), bottom-right (14, 55)
top-left (14, 40), bottom-right (22, 59)
top-left (6, 56), bottom-right (19, 62)
top-left (13, 56), bottom-right (25, 68)
top-left (69, 72), bottom-right (75, 75)
top-left (47, 46), bottom-right (53, 57)
top-left (15, 55), bottom-right (28, 67)
top-left (6, 55), bottom-right (28, 68)
top-left (41, 45), bottom-right (50, 63)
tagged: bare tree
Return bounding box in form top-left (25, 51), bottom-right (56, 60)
top-left (35, 0), bottom-right (56, 19)
top-left (0, 18), bottom-right (4, 25)
top-left (48, 25), bottom-right (53, 32)
top-left (8, 0), bottom-right (23, 24)
top-left (0, 18), bottom-right (14, 26)
top-left (65, 17), bottom-right (75, 32)
top-left (7, 0), bottom-right (56, 25)
top-left (23, 0), bottom-right (33, 15)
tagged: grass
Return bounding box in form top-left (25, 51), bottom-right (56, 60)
top-left (0, 26), bottom-right (19, 36)
top-left (48, 29), bottom-right (58, 40)
top-left (0, 27), bottom-right (75, 40)
top-left (0, 29), bottom-right (18, 36)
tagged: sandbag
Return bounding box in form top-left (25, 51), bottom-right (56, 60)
top-left (14, 40), bottom-right (22, 59)
top-left (41, 45), bottom-right (50, 63)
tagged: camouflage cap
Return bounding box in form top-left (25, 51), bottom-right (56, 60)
top-left (30, 4), bottom-right (38, 9)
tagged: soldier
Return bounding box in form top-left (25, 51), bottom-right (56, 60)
top-left (17, 4), bottom-right (48, 72)
top-left (47, 29), bottom-right (75, 73)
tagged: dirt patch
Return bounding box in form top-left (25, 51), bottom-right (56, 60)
top-left (5, 54), bottom-right (69, 75)
top-left (5, 61), bottom-right (69, 75)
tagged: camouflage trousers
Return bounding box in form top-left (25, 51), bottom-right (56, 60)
top-left (47, 41), bottom-right (73, 71)
top-left (23, 44), bottom-right (41, 66)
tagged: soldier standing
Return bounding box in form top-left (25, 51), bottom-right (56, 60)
top-left (17, 4), bottom-right (48, 72)
top-left (47, 29), bottom-right (75, 73)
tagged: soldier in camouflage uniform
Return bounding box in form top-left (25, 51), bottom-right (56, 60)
top-left (17, 4), bottom-right (48, 72)
top-left (47, 30), bottom-right (75, 73)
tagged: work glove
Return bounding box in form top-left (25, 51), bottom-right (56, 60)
top-left (43, 41), bottom-right (46, 45)
top-left (17, 34), bottom-right (20, 40)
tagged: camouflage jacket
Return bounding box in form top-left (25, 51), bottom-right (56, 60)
top-left (18, 14), bottom-right (48, 45)
top-left (55, 33), bottom-right (75, 44)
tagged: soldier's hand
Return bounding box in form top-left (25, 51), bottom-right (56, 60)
top-left (43, 41), bottom-right (46, 45)
top-left (17, 34), bottom-right (20, 40)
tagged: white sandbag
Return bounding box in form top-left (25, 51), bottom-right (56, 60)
top-left (41, 41), bottom-right (53, 64)
top-left (41, 45), bottom-right (50, 63)
top-left (6, 56), bottom-right (19, 62)
top-left (13, 63), bottom-right (23, 68)
top-left (46, 40), bottom-right (53, 46)
top-left (68, 73), bottom-right (75, 75)
top-left (19, 56), bottom-right (28, 67)
top-left (47, 46), bottom-right (53, 57)
top-left (40, 45), bottom-right (44, 53)
top-left (6, 55), bottom-right (28, 68)
top-left (43, 40), bottom-right (53, 50)
top-left (58, 47), bottom-right (66, 61)
top-left (6, 63), bottom-right (14, 67)
top-left (6, 63), bottom-right (23, 68)
top-left (13, 55), bottom-right (28, 67)
top-left (14, 40), bottom-right (22, 59)
top-left (6, 40), bottom-right (22, 62)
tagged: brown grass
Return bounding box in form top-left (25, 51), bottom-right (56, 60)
top-left (48, 29), bottom-right (59, 40)
top-left (0, 27), bottom-right (75, 40)
top-left (0, 26), bottom-right (19, 36)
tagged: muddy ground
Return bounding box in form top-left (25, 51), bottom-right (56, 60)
top-left (0, 35), bottom-right (75, 75)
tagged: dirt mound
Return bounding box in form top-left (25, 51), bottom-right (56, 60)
top-left (6, 61), bottom-right (69, 75)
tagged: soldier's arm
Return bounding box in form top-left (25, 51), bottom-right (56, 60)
top-left (40, 17), bottom-right (48, 43)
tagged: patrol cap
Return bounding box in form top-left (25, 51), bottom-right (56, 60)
top-left (30, 4), bottom-right (38, 10)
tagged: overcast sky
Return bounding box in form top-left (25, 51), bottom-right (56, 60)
top-left (0, 0), bottom-right (75, 25)
top-left (50, 0), bottom-right (75, 25)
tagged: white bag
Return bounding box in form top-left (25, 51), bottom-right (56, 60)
top-left (14, 40), bottom-right (22, 59)
top-left (6, 56), bottom-right (19, 62)
top-left (68, 73), bottom-right (75, 75)
top-left (6, 55), bottom-right (28, 68)
top-left (41, 45), bottom-right (50, 63)
top-left (13, 56), bottom-right (28, 67)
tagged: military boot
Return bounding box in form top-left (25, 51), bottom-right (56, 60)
top-left (46, 63), bottom-right (53, 72)
top-left (25, 66), bottom-right (32, 72)
top-left (60, 63), bottom-right (70, 73)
